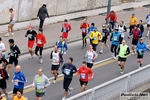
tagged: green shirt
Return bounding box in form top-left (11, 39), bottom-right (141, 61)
top-left (119, 44), bottom-right (128, 58)
top-left (36, 76), bottom-right (42, 93)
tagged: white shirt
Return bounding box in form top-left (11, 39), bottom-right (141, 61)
top-left (118, 25), bottom-right (124, 38)
top-left (85, 50), bottom-right (97, 63)
top-left (52, 51), bottom-right (60, 65)
top-left (0, 42), bottom-right (5, 55)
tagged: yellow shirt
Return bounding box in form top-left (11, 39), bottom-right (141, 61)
top-left (90, 31), bottom-right (102, 44)
top-left (13, 96), bottom-right (26, 100)
top-left (129, 16), bottom-right (138, 26)
top-left (0, 97), bottom-right (6, 100)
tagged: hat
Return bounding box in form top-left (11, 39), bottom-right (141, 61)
top-left (69, 57), bottom-right (73, 62)
top-left (140, 37), bottom-right (144, 40)
top-left (102, 24), bottom-right (106, 27)
top-left (29, 25), bottom-right (33, 29)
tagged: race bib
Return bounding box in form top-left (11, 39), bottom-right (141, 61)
top-left (63, 27), bottom-right (67, 32)
top-left (58, 48), bottom-right (62, 52)
top-left (28, 34), bottom-right (32, 39)
top-left (80, 73), bottom-right (86, 79)
top-left (82, 28), bottom-right (86, 33)
top-left (52, 59), bottom-right (57, 63)
top-left (65, 69), bottom-right (71, 75)
top-left (102, 33), bottom-right (105, 37)
top-left (113, 36), bottom-right (118, 41)
top-left (37, 39), bottom-right (42, 44)
top-left (14, 81), bottom-right (18, 86)
top-left (93, 36), bottom-right (96, 40)
top-left (36, 83), bottom-right (41, 89)
top-left (132, 20), bottom-right (134, 22)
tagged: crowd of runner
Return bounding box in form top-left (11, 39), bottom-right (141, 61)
top-left (0, 5), bottom-right (150, 100)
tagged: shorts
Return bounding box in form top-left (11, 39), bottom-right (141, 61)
top-left (0, 81), bottom-right (7, 89)
top-left (147, 24), bottom-right (150, 27)
top-left (118, 57), bottom-right (127, 62)
top-left (137, 53), bottom-right (143, 59)
top-left (13, 88), bottom-right (23, 94)
top-left (132, 39), bottom-right (138, 45)
top-left (36, 92), bottom-right (45, 97)
top-left (28, 40), bottom-right (34, 48)
top-left (9, 56), bottom-right (18, 66)
top-left (9, 20), bottom-right (15, 25)
top-left (101, 37), bottom-right (107, 44)
top-left (63, 78), bottom-right (72, 92)
top-left (62, 32), bottom-right (68, 39)
top-left (87, 62), bottom-right (93, 69)
top-left (51, 65), bottom-right (60, 71)
top-left (79, 80), bottom-right (88, 86)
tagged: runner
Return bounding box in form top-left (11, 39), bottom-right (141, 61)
top-left (0, 54), bottom-right (8, 69)
top-left (5, 8), bottom-right (15, 37)
top-left (13, 90), bottom-right (27, 100)
top-left (37, 4), bottom-right (49, 29)
top-left (35, 29), bottom-right (46, 64)
top-left (84, 45), bottom-right (98, 69)
top-left (137, 20), bottom-right (144, 38)
top-left (136, 38), bottom-right (147, 68)
top-left (110, 27), bottom-right (121, 60)
top-left (118, 21), bottom-right (127, 43)
top-left (117, 40), bottom-right (130, 74)
top-left (7, 39), bottom-right (21, 75)
top-left (0, 64), bottom-right (9, 99)
top-left (0, 91), bottom-right (6, 100)
top-left (128, 14), bottom-right (138, 39)
top-left (105, 10), bottom-right (117, 31)
top-left (146, 11), bottom-right (150, 37)
top-left (0, 37), bottom-right (6, 58)
top-left (12, 65), bottom-right (27, 98)
top-left (25, 25), bottom-right (37, 59)
top-left (32, 68), bottom-right (50, 100)
top-left (77, 61), bottom-right (93, 92)
top-left (90, 28), bottom-right (102, 51)
top-left (61, 57), bottom-right (77, 100)
top-left (99, 25), bottom-right (110, 54)
top-left (61, 19), bottom-right (72, 42)
top-left (130, 25), bottom-right (141, 55)
top-left (80, 19), bottom-right (89, 48)
top-left (56, 36), bottom-right (68, 64)
top-left (50, 45), bottom-right (63, 84)
top-left (88, 23), bottom-right (97, 44)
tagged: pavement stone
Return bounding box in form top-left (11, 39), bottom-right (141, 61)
top-left (1, 7), bottom-right (150, 57)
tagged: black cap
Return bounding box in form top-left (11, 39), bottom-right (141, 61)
top-left (69, 57), bottom-right (73, 62)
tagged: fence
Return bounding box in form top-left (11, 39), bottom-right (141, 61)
top-left (66, 64), bottom-right (150, 100)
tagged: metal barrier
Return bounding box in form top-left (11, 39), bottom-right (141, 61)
top-left (66, 64), bottom-right (150, 100)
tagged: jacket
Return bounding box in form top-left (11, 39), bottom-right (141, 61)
top-left (36, 33), bottom-right (46, 47)
top-left (33, 74), bottom-right (50, 93)
top-left (106, 12), bottom-right (117, 22)
top-left (146, 14), bottom-right (150, 24)
top-left (9, 45), bottom-right (21, 58)
top-left (88, 26), bottom-right (97, 34)
top-left (0, 69), bottom-right (9, 82)
top-left (56, 41), bottom-right (68, 54)
top-left (80, 23), bottom-right (89, 34)
top-left (62, 63), bottom-right (77, 79)
top-left (13, 96), bottom-right (27, 100)
top-left (37, 6), bottom-right (49, 20)
top-left (61, 23), bottom-right (72, 33)
top-left (12, 71), bottom-right (27, 89)
top-left (136, 42), bottom-right (147, 53)
top-left (90, 31), bottom-right (102, 44)
top-left (131, 29), bottom-right (141, 39)
top-left (137, 24), bottom-right (144, 33)
top-left (129, 17), bottom-right (138, 26)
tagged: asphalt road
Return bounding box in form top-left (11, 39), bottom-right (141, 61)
top-left (5, 27), bottom-right (150, 100)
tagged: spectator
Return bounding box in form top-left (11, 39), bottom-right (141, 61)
top-left (0, 37), bottom-right (6, 58)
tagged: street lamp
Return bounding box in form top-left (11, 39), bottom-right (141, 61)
top-left (106, 0), bottom-right (111, 24)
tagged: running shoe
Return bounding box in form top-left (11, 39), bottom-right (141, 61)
top-left (62, 97), bottom-right (66, 100)
top-left (29, 56), bottom-right (34, 59)
top-left (99, 50), bottom-right (103, 54)
top-left (39, 59), bottom-right (43, 64)
top-left (68, 87), bottom-right (73, 95)
top-left (113, 56), bottom-right (116, 60)
top-left (53, 80), bottom-right (56, 84)
top-left (11, 33), bottom-right (14, 37)
top-left (120, 71), bottom-right (124, 74)
top-left (4, 33), bottom-right (9, 37)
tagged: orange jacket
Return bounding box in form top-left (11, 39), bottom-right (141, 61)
top-left (36, 33), bottom-right (46, 47)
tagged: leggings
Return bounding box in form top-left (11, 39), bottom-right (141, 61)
top-left (82, 34), bottom-right (87, 46)
top-left (111, 44), bottom-right (118, 57)
top-left (63, 78), bottom-right (72, 92)
top-left (35, 46), bottom-right (43, 56)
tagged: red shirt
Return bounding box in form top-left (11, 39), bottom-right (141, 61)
top-left (106, 12), bottom-right (117, 22)
top-left (132, 29), bottom-right (140, 39)
top-left (77, 66), bottom-right (93, 82)
top-left (80, 23), bottom-right (89, 34)
top-left (36, 33), bottom-right (46, 47)
top-left (62, 23), bottom-right (72, 34)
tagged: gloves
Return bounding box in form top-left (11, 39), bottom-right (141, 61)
top-left (98, 40), bottom-right (101, 42)
top-left (124, 54), bottom-right (127, 56)
top-left (64, 52), bottom-right (66, 54)
top-left (141, 51), bottom-right (144, 53)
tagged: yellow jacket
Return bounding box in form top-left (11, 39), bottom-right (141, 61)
top-left (90, 31), bottom-right (102, 44)
top-left (13, 96), bottom-right (27, 100)
top-left (0, 97), bottom-right (6, 100)
top-left (129, 17), bottom-right (138, 26)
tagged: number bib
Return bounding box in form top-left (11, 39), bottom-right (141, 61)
top-left (80, 73), bottom-right (86, 79)
top-left (37, 39), bottom-right (42, 44)
top-left (14, 81), bottom-right (18, 86)
top-left (82, 28), bottom-right (86, 33)
top-left (113, 36), bottom-right (118, 41)
top-left (65, 69), bottom-right (71, 75)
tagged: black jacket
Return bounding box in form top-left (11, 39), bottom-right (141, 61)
top-left (9, 45), bottom-right (21, 58)
top-left (37, 6), bottom-right (49, 20)
top-left (0, 69), bottom-right (9, 82)
top-left (137, 24), bottom-right (144, 33)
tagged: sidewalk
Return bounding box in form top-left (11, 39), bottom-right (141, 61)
top-left (1, 7), bottom-right (149, 57)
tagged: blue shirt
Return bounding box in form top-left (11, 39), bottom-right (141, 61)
top-left (136, 42), bottom-right (147, 53)
top-left (111, 32), bottom-right (121, 46)
top-left (88, 26), bottom-right (97, 34)
top-left (12, 71), bottom-right (27, 89)
top-left (56, 41), bottom-right (68, 54)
